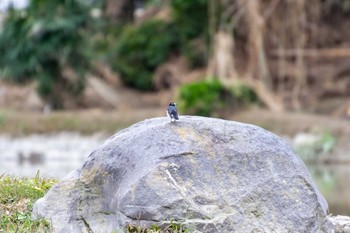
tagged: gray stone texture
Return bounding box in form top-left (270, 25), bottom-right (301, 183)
top-left (33, 116), bottom-right (331, 232)
top-left (328, 215), bottom-right (350, 233)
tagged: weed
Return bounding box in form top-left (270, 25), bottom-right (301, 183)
top-left (0, 172), bottom-right (192, 233)
top-left (295, 131), bottom-right (336, 161)
top-left (0, 172), bottom-right (57, 232)
top-left (126, 220), bottom-right (190, 233)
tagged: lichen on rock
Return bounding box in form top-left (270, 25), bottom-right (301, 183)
top-left (33, 116), bottom-right (332, 232)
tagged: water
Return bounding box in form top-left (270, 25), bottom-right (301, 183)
top-left (309, 164), bottom-right (350, 216)
top-left (0, 132), bottom-right (106, 178)
top-left (0, 133), bottom-right (348, 215)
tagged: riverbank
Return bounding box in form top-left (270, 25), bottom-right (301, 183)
top-left (1, 107), bottom-right (349, 138)
top-left (0, 108), bottom-right (164, 136)
top-left (0, 108), bottom-right (349, 216)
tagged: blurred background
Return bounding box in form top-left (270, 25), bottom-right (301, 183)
top-left (0, 0), bottom-right (349, 215)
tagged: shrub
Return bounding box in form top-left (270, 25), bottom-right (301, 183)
top-left (171, 0), bottom-right (208, 42)
top-left (181, 38), bottom-right (207, 68)
top-left (0, 0), bottom-right (91, 109)
top-left (295, 131), bottom-right (336, 162)
top-left (178, 79), bottom-right (229, 116)
top-left (230, 82), bottom-right (258, 105)
top-left (171, 0), bottom-right (209, 68)
top-left (112, 20), bottom-right (178, 90)
top-left (178, 79), bottom-right (257, 117)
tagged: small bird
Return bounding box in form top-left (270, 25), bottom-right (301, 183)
top-left (167, 102), bottom-right (179, 122)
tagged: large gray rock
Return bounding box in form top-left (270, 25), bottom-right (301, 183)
top-left (33, 116), bottom-right (331, 232)
top-left (328, 215), bottom-right (350, 233)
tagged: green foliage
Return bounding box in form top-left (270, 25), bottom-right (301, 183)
top-left (110, 1), bottom-right (210, 90)
top-left (112, 20), bottom-right (178, 90)
top-left (1, 210), bottom-right (51, 233)
top-left (181, 39), bottom-right (207, 68)
top-left (171, 0), bottom-right (209, 68)
top-left (171, 0), bottom-right (208, 42)
top-left (178, 79), bottom-right (228, 117)
top-left (88, 23), bottom-right (125, 62)
top-left (127, 221), bottom-right (189, 233)
top-left (308, 166), bottom-right (335, 197)
top-left (0, 172), bottom-right (57, 232)
top-left (179, 79), bottom-right (257, 117)
top-left (230, 82), bottom-right (258, 105)
top-left (318, 131), bottom-right (337, 154)
top-left (0, 172), bottom-right (55, 206)
top-left (0, 0), bottom-right (91, 108)
top-left (295, 131), bottom-right (337, 161)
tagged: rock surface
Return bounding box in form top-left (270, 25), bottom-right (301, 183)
top-left (328, 215), bottom-right (350, 233)
top-left (33, 116), bottom-right (331, 232)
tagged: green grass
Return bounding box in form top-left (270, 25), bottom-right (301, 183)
top-left (0, 172), bottom-right (57, 233)
top-left (0, 173), bottom-right (191, 233)
top-left (127, 221), bottom-right (190, 233)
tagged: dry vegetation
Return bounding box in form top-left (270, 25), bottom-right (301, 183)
top-left (1, 0), bottom-right (350, 117)
top-left (207, 0), bottom-right (350, 114)
top-left (0, 109), bottom-right (164, 136)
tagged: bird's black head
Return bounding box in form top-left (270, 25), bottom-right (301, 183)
top-left (169, 102), bottom-right (176, 106)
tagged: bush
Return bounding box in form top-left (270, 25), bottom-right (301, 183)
top-left (171, 0), bottom-right (208, 42)
top-left (295, 131), bottom-right (336, 162)
top-left (171, 0), bottom-right (209, 68)
top-left (178, 79), bottom-right (257, 117)
top-left (181, 38), bottom-right (207, 68)
top-left (110, 1), bottom-right (210, 90)
top-left (0, 0), bottom-right (91, 109)
top-left (112, 20), bottom-right (178, 90)
top-left (231, 82), bottom-right (258, 105)
top-left (178, 79), bottom-right (229, 116)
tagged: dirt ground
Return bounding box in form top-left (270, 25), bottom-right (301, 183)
top-left (0, 76), bottom-right (349, 161)
top-left (1, 104), bottom-right (349, 159)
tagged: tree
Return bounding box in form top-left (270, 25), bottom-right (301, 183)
top-left (104, 0), bottom-right (134, 24)
top-left (0, 0), bottom-right (91, 109)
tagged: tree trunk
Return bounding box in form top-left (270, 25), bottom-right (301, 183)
top-left (207, 31), bottom-right (237, 82)
top-left (105, 0), bottom-right (135, 23)
top-left (291, 0), bottom-right (307, 110)
top-left (243, 0), bottom-right (270, 87)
